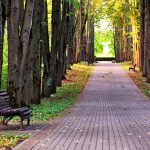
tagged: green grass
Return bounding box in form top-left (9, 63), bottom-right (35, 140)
top-left (31, 63), bottom-right (93, 121)
top-left (119, 61), bottom-right (131, 70)
top-left (0, 133), bottom-right (28, 149)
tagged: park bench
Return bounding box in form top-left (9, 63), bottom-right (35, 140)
top-left (0, 90), bottom-right (32, 129)
top-left (129, 64), bottom-right (136, 72)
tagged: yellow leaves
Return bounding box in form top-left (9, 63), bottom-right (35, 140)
top-left (0, 134), bottom-right (27, 149)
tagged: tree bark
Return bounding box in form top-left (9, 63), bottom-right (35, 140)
top-left (140, 0), bottom-right (145, 71)
top-left (42, 0), bottom-right (51, 97)
top-left (44, 0), bottom-right (61, 97)
top-left (146, 0), bottom-right (150, 82)
top-left (66, 2), bottom-right (74, 68)
top-left (17, 0), bottom-right (34, 106)
top-left (57, 0), bottom-right (69, 86)
top-left (7, 0), bottom-right (20, 106)
top-left (143, 0), bottom-right (148, 77)
top-left (30, 0), bottom-right (42, 104)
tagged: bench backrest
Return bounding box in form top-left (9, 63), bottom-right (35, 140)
top-left (0, 90), bottom-right (10, 110)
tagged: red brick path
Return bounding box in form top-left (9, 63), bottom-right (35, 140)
top-left (15, 62), bottom-right (150, 150)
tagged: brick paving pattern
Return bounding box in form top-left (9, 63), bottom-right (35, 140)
top-left (17, 63), bottom-right (150, 150)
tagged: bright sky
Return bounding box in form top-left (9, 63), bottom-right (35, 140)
top-left (95, 18), bottom-right (113, 32)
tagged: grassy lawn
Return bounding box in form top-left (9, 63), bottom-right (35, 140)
top-left (120, 62), bottom-right (150, 98)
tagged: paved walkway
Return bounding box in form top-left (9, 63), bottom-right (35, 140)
top-left (16, 62), bottom-right (150, 150)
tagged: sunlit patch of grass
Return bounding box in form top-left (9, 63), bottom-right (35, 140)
top-left (31, 63), bottom-right (93, 121)
top-left (1, 64), bottom-right (8, 89)
top-left (0, 133), bottom-right (28, 149)
top-left (119, 61), bottom-right (131, 70)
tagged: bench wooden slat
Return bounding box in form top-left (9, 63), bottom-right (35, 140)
top-left (0, 105), bottom-right (10, 110)
top-left (21, 110), bottom-right (32, 117)
top-left (0, 101), bottom-right (9, 106)
top-left (0, 93), bottom-right (8, 96)
top-left (22, 114), bottom-right (32, 119)
top-left (0, 90), bottom-right (5, 92)
top-left (0, 95), bottom-right (9, 99)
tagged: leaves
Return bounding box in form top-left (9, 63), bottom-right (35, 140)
top-left (0, 133), bottom-right (28, 149)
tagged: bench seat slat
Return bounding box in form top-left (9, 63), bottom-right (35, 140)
top-left (0, 96), bottom-right (10, 100)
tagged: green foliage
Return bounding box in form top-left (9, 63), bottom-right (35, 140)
top-left (1, 29), bottom-right (8, 89)
top-left (3, 29), bottom-right (8, 64)
top-left (94, 32), bottom-right (104, 55)
top-left (1, 64), bottom-right (8, 89)
top-left (94, 29), bottom-right (115, 57)
top-left (31, 64), bottom-right (93, 121)
top-left (0, 133), bottom-right (28, 148)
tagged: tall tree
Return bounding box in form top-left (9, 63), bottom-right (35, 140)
top-left (7, 0), bottom-right (20, 105)
top-left (44, 0), bottom-right (61, 97)
top-left (145, 0), bottom-right (150, 82)
top-left (57, 0), bottom-right (69, 86)
top-left (42, 0), bottom-right (51, 97)
top-left (140, 0), bottom-right (145, 71)
top-left (29, 0), bottom-right (43, 104)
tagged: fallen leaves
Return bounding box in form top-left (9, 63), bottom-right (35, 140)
top-left (0, 133), bottom-right (28, 149)
top-left (128, 72), bottom-right (150, 98)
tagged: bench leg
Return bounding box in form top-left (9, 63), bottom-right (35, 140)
top-left (2, 117), bottom-right (6, 125)
top-left (20, 117), bottom-right (23, 129)
top-left (27, 118), bottom-right (30, 126)
top-left (2, 116), bottom-right (12, 125)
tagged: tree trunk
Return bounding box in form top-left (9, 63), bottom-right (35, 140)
top-left (146, 0), bottom-right (150, 82)
top-left (17, 0), bottom-right (34, 106)
top-left (44, 0), bottom-right (61, 97)
top-left (30, 0), bottom-right (42, 104)
top-left (75, 10), bottom-right (81, 63)
top-left (57, 0), bottom-right (69, 86)
top-left (140, 0), bottom-right (145, 71)
top-left (7, 0), bottom-right (20, 106)
top-left (42, 0), bottom-right (51, 97)
top-left (143, 0), bottom-right (148, 77)
top-left (86, 19), bottom-right (94, 64)
top-left (66, 3), bottom-right (74, 69)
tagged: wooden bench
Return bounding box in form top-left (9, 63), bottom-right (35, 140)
top-left (0, 90), bottom-right (32, 129)
top-left (129, 64), bottom-right (136, 72)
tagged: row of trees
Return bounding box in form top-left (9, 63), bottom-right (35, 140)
top-left (0, 0), bottom-right (95, 106)
top-left (104, 0), bottom-right (150, 82)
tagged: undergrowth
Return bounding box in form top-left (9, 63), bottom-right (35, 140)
top-left (31, 63), bottom-right (93, 121)
top-left (0, 133), bottom-right (28, 149)
top-left (120, 62), bottom-right (150, 98)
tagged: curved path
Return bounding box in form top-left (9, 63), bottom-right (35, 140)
top-left (17, 62), bottom-right (150, 150)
